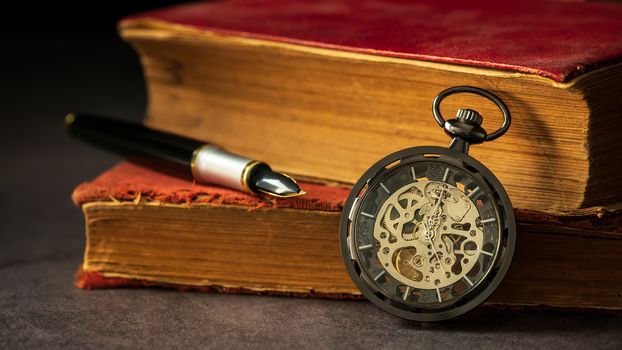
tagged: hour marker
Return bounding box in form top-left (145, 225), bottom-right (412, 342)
top-left (467, 186), bottom-right (480, 198)
top-left (402, 286), bottom-right (411, 300)
top-left (358, 244), bottom-right (373, 250)
top-left (442, 168), bottom-right (450, 182)
top-left (481, 250), bottom-right (494, 257)
top-left (463, 276), bottom-right (474, 287)
top-left (361, 212), bottom-right (375, 219)
top-left (481, 218), bottom-right (496, 224)
top-left (436, 288), bottom-right (442, 302)
top-left (380, 182), bottom-right (390, 194)
top-left (410, 166), bottom-right (417, 181)
top-left (373, 270), bottom-right (386, 281)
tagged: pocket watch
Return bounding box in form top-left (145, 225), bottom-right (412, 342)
top-left (340, 86), bottom-right (516, 321)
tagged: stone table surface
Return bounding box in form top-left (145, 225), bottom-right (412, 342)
top-left (0, 32), bottom-right (621, 350)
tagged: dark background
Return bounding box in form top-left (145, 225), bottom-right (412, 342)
top-left (1, 2), bottom-right (621, 348)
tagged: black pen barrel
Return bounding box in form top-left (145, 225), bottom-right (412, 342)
top-left (65, 113), bottom-right (204, 166)
top-left (66, 112), bottom-right (304, 197)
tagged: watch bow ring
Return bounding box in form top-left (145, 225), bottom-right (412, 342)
top-left (340, 86), bottom-right (517, 322)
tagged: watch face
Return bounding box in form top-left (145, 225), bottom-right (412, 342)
top-left (341, 146), bottom-right (515, 321)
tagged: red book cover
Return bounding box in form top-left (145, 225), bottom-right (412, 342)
top-left (72, 162), bottom-right (348, 211)
top-left (122, 0), bottom-right (622, 82)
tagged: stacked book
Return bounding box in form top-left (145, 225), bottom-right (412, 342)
top-left (73, 0), bottom-right (622, 310)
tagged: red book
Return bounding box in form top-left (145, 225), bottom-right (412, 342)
top-left (73, 162), bottom-right (622, 309)
top-left (117, 0), bottom-right (622, 211)
top-left (124, 0), bottom-right (622, 82)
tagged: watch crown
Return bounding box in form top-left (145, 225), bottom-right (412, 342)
top-left (456, 109), bottom-right (483, 126)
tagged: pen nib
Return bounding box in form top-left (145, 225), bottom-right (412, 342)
top-left (252, 165), bottom-right (305, 198)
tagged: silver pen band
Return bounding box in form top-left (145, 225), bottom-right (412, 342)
top-left (191, 145), bottom-right (261, 192)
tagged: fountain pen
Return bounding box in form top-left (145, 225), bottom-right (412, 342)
top-left (65, 113), bottom-right (305, 198)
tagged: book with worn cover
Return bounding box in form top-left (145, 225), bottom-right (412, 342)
top-left (119, 0), bottom-right (622, 211)
top-left (73, 162), bottom-right (622, 310)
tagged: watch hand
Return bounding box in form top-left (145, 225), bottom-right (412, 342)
top-left (432, 185), bottom-right (448, 216)
top-left (425, 185), bottom-right (449, 277)
top-left (424, 222), bottom-right (447, 277)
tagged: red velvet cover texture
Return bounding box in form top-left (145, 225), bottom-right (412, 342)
top-left (72, 162), bottom-right (348, 212)
top-left (124, 0), bottom-right (622, 82)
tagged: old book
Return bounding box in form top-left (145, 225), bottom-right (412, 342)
top-left (118, 0), bottom-right (622, 211)
top-left (73, 162), bottom-right (622, 310)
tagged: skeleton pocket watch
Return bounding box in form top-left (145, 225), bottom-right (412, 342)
top-left (340, 86), bottom-right (516, 321)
